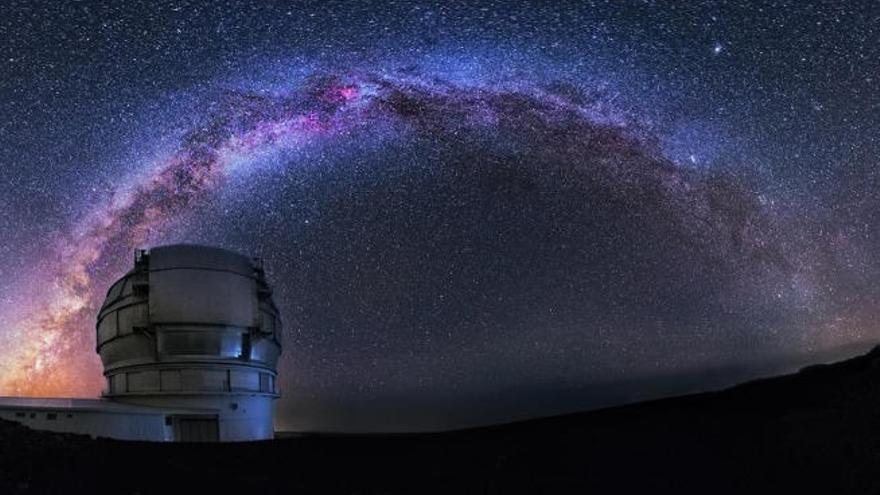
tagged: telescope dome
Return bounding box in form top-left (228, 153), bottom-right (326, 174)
top-left (95, 244), bottom-right (282, 441)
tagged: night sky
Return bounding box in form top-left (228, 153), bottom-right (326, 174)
top-left (0, 1), bottom-right (878, 432)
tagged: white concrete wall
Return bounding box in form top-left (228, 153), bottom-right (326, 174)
top-left (0, 408), bottom-right (171, 441)
top-left (115, 393), bottom-right (275, 441)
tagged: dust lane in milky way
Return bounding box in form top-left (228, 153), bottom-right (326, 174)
top-left (0, 71), bottom-right (633, 395)
top-left (0, 65), bottom-right (871, 424)
top-left (0, 74), bottom-right (371, 395)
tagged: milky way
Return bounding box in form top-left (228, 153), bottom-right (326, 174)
top-left (0, 72), bottom-right (662, 393)
top-left (1, 1), bottom-right (878, 430)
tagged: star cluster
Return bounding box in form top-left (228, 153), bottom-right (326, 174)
top-left (0, 1), bottom-right (878, 431)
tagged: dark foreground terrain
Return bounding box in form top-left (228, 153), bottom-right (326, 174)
top-left (4, 347), bottom-right (880, 494)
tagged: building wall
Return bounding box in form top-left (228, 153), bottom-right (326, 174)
top-left (0, 408), bottom-right (171, 441)
top-left (114, 393), bottom-right (275, 441)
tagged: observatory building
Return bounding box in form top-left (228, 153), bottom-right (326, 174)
top-left (0, 244), bottom-right (283, 442)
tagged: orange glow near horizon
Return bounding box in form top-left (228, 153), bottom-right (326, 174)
top-left (0, 85), bottom-right (349, 398)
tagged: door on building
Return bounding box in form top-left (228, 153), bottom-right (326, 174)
top-left (175, 416), bottom-right (220, 442)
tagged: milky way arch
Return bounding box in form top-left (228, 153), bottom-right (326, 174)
top-left (0, 68), bottom-right (819, 397)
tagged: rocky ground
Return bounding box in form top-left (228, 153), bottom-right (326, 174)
top-left (3, 346), bottom-right (880, 494)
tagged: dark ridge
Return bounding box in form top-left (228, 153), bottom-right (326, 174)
top-left (3, 345), bottom-right (880, 494)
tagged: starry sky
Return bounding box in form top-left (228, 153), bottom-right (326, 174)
top-left (0, 0), bottom-right (878, 432)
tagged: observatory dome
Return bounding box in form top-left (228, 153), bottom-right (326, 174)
top-left (95, 244), bottom-right (283, 441)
